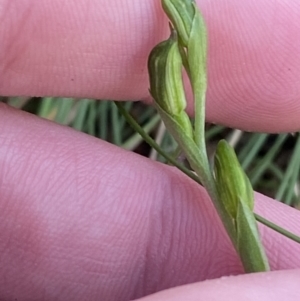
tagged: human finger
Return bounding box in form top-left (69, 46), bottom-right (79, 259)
top-left (135, 269), bottom-right (300, 301)
top-left (1, 0), bottom-right (300, 131)
top-left (1, 103), bottom-right (300, 300)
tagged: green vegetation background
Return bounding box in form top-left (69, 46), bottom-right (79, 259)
top-left (1, 97), bottom-right (299, 209)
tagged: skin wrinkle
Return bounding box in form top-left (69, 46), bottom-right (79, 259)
top-left (172, 184), bottom-right (191, 269)
top-left (1, 197), bottom-right (48, 296)
top-left (171, 184), bottom-right (213, 280)
top-left (254, 195), bottom-right (300, 270)
top-left (145, 176), bottom-right (236, 293)
top-left (0, 1), bottom-right (32, 74)
top-left (136, 270), bottom-right (300, 301)
top-left (204, 0), bottom-right (300, 131)
top-left (140, 174), bottom-right (172, 297)
top-left (3, 137), bottom-right (99, 294)
top-left (2, 0), bottom-right (300, 131)
top-left (0, 104), bottom-right (299, 300)
top-left (0, 106), bottom-right (135, 298)
top-left (135, 169), bottom-right (164, 297)
top-left (156, 186), bottom-right (176, 292)
top-left (205, 0), bottom-right (300, 131)
top-left (0, 1), bottom-right (300, 298)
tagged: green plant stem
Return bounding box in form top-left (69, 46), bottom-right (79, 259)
top-left (251, 134), bottom-right (288, 186)
top-left (254, 213), bottom-right (300, 244)
top-left (276, 135), bottom-right (300, 203)
top-left (154, 107), bottom-right (237, 247)
top-left (114, 102), bottom-right (200, 184)
top-left (122, 114), bottom-right (161, 151)
top-left (72, 99), bottom-right (90, 130)
top-left (111, 103), bottom-right (122, 146)
top-left (115, 101), bottom-right (300, 245)
top-left (178, 141), bottom-right (238, 246)
top-left (239, 133), bottom-right (268, 170)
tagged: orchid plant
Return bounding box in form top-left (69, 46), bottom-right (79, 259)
top-left (116, 0), bottom-right (300, 273)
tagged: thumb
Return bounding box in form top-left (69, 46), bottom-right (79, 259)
top-left (136, 269), bottom-right (300, 301)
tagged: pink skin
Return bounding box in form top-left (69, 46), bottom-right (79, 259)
top-left (0, 0), bottom-right (300, 300)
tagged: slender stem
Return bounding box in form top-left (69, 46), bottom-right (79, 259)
top-left (114, 102), bottom-right (200, 184)
top-left (116, 101), bottom-right (300, 245)
top-left (118, 100), bottom-right (237, 245)
top-left (194, 86), bottom-right (207, 153)
top-left (254, 213), bottom-right (300, 244)
top-left (179, 146), bottom-right (238, 246)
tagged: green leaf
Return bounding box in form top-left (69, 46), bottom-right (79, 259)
top-left (162, 0), bottom-right (207, 150)
top-left (237, 199), bottom-right (270, 272)
top-left (214, 140), bottom-right (270, 272)
top-left (162, 0), bottom-right (195, 46)
top-left (148, 28), bottom-right (187, 116)
top-left (148, 28), bottom-right (194, 140)
top-left (214, 140), bottom-right (254, 219)
top-left (148, 0), bottom-right (271, 273)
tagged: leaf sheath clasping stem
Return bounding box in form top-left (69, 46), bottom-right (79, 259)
top-left (148, 0), bottom-right (270, 273)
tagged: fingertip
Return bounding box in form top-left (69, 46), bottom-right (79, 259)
top-left (201, 0), bottom-right (300, 132)
top-left (136, 269), bottom-right (300, 301)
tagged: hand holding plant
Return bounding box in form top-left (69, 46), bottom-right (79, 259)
top-left (147, 0), bottom-right (271, 273)
top-left (1, 0), bottom-right (300, 300)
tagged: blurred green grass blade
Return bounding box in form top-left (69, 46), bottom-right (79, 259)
top-left (163, 131), bottom-right (178, 153)
top-left (284, 162), bottom-right (300, 205)
top-left (98, 100), bottom-right (109, 140)
top-left (55, 98), bottom-right (74, 124)
top-left (72, 99), bottom-right (91, 130)
top-left (119, 102), bottom-right (133, 129)
top-left (115, 101), bottom-right (200, 183)
top-left (138, 105), bottom-right (157, 124)
top-left (7, 97), bottom-right (30, 109)
top-left (170, 145), bottom-right (182, 161)
top-left (239, 134), bottom-right (268, 169)
top-left (38, 97), bottom-right (56, 118)
top-left (122, 114), bottom-right (160, 150)
top-left (250, 134), bottom-right (288, 186)
top-left (87, 101), bottom-right (97, 136)
top-left (205, 125), bottom-right (224, 140)
top-left (157, 131), bottom-right (178, 162)
top-left (276, 135), bottom-right (300, 204)
top-left (111, 102), bottom-right (122, 145)
top-left (258, 178), bottom-right (279, 190)
top-left (121, 102), bottom-right (136, 139)
top-left (268, 162), bottom-right (284, 181)
top-left (238, 134), bottom-right (262, 162)
top-left (149, 120), bottom-right (166, 160)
